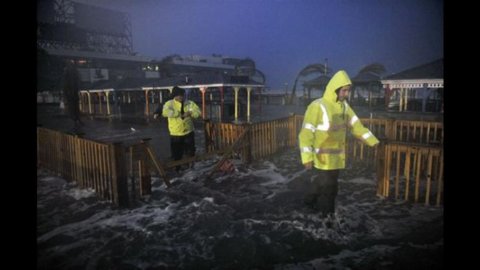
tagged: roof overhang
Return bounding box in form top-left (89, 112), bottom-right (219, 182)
top-left (381, 79), bottom-right (443, 89)
top-left (80, 83), bottom-right (264, 93)
top-left (43, 48), bottom-right (153, 62)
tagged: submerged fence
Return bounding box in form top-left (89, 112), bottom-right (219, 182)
top-left (204, 115), bottom-right (302, 162)
top-left (37, 128), bottom-right (157, 207)
top-left (38, 114), bottom-right (443, 206)
top-left (346, 117), bottom-right (444, 205)
top-left (206, 115), bottom-right (444, 205)
top-left (347, 118), bottom-right (443, 164)
top-left (376, 142), bottom-right (443, 206)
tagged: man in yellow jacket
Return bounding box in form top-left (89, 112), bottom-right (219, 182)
top-left (159, 86), bottom-right (201, 172)
top-left (298, 70), bottom-right (379, 215)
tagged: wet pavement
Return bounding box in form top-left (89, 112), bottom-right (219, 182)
top-left (37, 103), bottom-right (443, 270)
top-left (36, 103), bottom-right (309, 161)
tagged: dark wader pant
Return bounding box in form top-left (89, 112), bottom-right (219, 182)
top-left (170, 132), bottom-right (195, 171)
top-left (303, 169), bottom-right (339, 215)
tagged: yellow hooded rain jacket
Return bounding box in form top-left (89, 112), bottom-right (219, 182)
top-left (162, 99), bottom-right (201, 136)
top-left (298, 70), bottom-right (379, 170)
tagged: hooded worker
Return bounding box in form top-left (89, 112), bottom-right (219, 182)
top-left (298, 70), bottom-right (379, 215)
top-left (162, 86), bottom-right (201, 172)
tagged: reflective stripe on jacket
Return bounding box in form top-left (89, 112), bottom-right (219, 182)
top-left (298, 70), bottom-right (379, 170)
top-left (162, 99), bottom-right (201, 136)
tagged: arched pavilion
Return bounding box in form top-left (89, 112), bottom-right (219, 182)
top-left (79, 73), bottom-right (264, 122)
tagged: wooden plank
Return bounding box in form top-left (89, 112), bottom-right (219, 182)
top-left (404, 147), bottom-right (411, 201)
top-left (375, 142), bottom-right (385, 196)
top-left (97, 143), bottom-right (104, 199)
top-left (436, 151), bottom-right (444, 206)
top-left (139, 159), bottom-right (151, 196)
top-left (110, 142), bottom-right (129, 207)
top-left (142, 141), bottom-right (171, 188)
top-left (88, 142), bottom-right (95, 190)
top-left (83, 141), bottom-right (89, 189)
top-left (93, 143), bottom-right (100, 194)
top-left (384, 144), bottom-right (391, 197)
top-left (206, 127), bottom-right (250, 180)
top-left (76, 138), bottom-right (83, 188)
top-left (99, 144), bottom-right (107, 200)
top-left (394, 145), bottom-right (401, 199)
top-left (98, 143), bottom-right (105, 196)
top-left (69, 135), bottom-right (75, 181)
top-left (414, 150), bottom-right (422, 203)
top-left (425, 149), bottom-right (433, 206)
top-left (81, 138), bottom-right (87, 188)
top-left (104, 143), bottom-right (112, 201)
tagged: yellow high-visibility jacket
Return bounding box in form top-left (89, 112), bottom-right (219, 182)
top-left (162, 99), bottom-right (201, 136)
top-left (298, 70), bottom-right (379, 170)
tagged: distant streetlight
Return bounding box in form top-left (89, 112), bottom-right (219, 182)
top-left (284, 82), bottom-right (289, 95)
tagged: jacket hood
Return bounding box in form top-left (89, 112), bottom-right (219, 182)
top-left (323, 70), bottom-right (352, 103)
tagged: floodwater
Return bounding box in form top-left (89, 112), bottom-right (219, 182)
top-left (37, 103), bottom-right (443, 270)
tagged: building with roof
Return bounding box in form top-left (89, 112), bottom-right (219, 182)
top-left (37, 0), bottom-right (152, 92)
top-left (78, 73), bottom-right (264, 123)
top-left (37, 0), bottom-right (266, 123)
top-left (381, 59), bottom-right (443, 112)
top-left (351, 72), bottom-right (384, 109)
top-left (37, 0), bottom-right (264, 96)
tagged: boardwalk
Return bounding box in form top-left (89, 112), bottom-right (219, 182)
top-left (37, 103), bottom-right (443, 269)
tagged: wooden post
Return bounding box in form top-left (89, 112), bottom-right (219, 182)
top-left (139, 159), bottom-right (151, 196)
top-left (425, 149), bottom-right (433, 206)
top-left (404, 147), bottom-right (411, 201)
top-left (376, 141), bottom-right (386, 197)
top-left (141, 139), bottom-right (171, 188)
top-left (243, 123), bottom-right (252, 163)
top-left (144, 89), bottom-right (150, 116)
top-left (234, 87), bottom-right (239, 122)
top-left (404, 89), bottom-right (409, 111)
top-left (394, 145), bottom-right (401, 199)
top-left (220, 86), bottom-right (224, 122)
top-left (436, 151), bottom-right (444, 206)
top-left (377, 142), bottom-right (387, 196)
top-left (105, 91), bottom-right (111, 115)
top-left (204, 119), bottom-right (212, 152)
top-left (200, 87), bottom-right (206, 119)
top-left (247, 87), bottom-right (252, 122)
top-left (414, 150), bottom-right (422, 203)
top-left (110, 142), bottom-right (129, 207)
top-left (87, 92), bottom-right (92, 114)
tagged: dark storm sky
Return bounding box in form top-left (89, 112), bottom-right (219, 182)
top-left (75, 0), bottom-right (443, 90)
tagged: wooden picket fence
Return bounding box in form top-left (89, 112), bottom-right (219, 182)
top-left (376, 142), bottom-right (443, 206)
top-left (204, 115), bottom-right (302, 162)
top-left (345, 118), bottom-right (443, 205)
top-left (206, 115), bottom-right (444, 205)
top-left (38, 114), bottom-right (443, 206)
top-left (37, 128), bottom-right (163, 207)
top-left (346, 118), bottom-right (443, 164)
